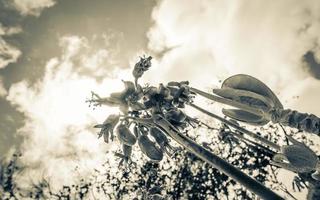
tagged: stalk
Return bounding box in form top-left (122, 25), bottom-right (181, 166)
top-left (189, 103), bottom-right (281, 151)
top-left (152, 114), bottom-right (284, 200)
top-left (190, 87), bottom-right (264, 116)
top-left (230, 130), bottom-right (276, 157)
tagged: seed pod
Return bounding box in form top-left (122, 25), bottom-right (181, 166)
top-left (138, 134), bottom-right (163, 162)
top-left (116, 124), bottom-right (137, 146)
top-left (149, 127), bottom-right (169, 146)
top-left (282, 145), bottom-right (318, 173)
top-left (285, 135), bottom-right (318, 173)
top-left (272, 135), bottom-right (319, 173)
top-left (220, 74), bottom-right (283, 109)
top-left (222, 108), bottom-right (269, 126)
top-left (150, 127), bottom-right (177, 157)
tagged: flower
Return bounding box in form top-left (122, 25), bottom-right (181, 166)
top-left (94, 114), bottom-right (120, 143)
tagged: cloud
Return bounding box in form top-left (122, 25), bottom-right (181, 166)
top-left (0, 23), bottom-right (22, 69)
top-left (6, 35), bottom-right (131, 189)
top-left (147, 0), bottom-right (320, 115)
top-left (0, 24), bottom-right (22, 36)
top-left (0, 0), bottom-right (56, 71)
top-left (0, 38), bottom-right (21, 69)
top-left (10, 0), bottom-right (56, 16)
top-left (0, 23), bottom-right (21, 96)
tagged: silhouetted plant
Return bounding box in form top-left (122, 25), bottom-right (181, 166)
top-left (2, 56), bottom-right (320, 199)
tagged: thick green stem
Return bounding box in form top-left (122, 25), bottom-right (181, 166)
top-left (189, 103), bottom-right (281, 151)
top-left (153, 114), bottom-right (284, 200)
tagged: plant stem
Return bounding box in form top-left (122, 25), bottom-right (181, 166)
top-left (189, 103), bottom-right (281, 151)
top-left (153, 114), bottom-right (284, 200)
top-left (190, 87), bottom-right (264, 116)
top-left (230, 130), bottom-right (276, 156)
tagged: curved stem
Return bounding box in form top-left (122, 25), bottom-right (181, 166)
top-left (153, 114), bottom-right (284, 200)
top-left (189, 103), bottom-right (281, 151)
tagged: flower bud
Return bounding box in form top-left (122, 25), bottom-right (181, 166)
top-left (283, 144), bottom-right (318, 173)
top-left (149, 127), bottom-right (169, 146)
top-left (94, 114), bottom-right (119, 143)
top-left (138, 135), bottom-right (163, 162)
top-left (116, 124), bottom-right (137, 146)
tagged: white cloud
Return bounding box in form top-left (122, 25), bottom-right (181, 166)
top-left (147, 0), bottom-right (320, 115)
top-left (10, 0), bottom-right (56, 16)
top-left (6, 35), bottom-right (130, 190)
top-left (0, 23), bottom-right (22, 69)
top-left (0, 38), bottom-right (21, 69)
top-left (0, 23), bottom-right (22, 36)
top-left (0, 0), bottom-right (54, 70)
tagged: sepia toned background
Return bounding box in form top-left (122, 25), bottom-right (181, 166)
top-left (1, 0), bottom-right (320, 199)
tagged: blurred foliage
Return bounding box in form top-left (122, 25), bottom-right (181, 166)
top-left (2, 125), bottom-right (319, 199)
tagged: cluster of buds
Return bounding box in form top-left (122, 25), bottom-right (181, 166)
top-left (132, 55), bottom-right (152, 85)
top-left (88, 57), bottom-right (201, 166)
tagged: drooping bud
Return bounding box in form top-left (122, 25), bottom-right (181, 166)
top-left (116, 124), bottom-right (137, 146)
top-left (150, 127), bottom-right (178, 157)
top-left (149, 127), bottom-right (169, 146)
top-left (138, 134), bottom-right (163, 162)
top-left (282, 144), bottom-right (318, 173)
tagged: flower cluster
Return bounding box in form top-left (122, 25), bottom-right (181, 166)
top-left (88, 56), bottom-right (199, 166)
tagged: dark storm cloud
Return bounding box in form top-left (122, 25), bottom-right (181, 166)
top-left (303, 51), bottom-right (320, 80)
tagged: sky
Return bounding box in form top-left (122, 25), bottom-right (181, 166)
top-left (1, 0), bottom-right (320, 198)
